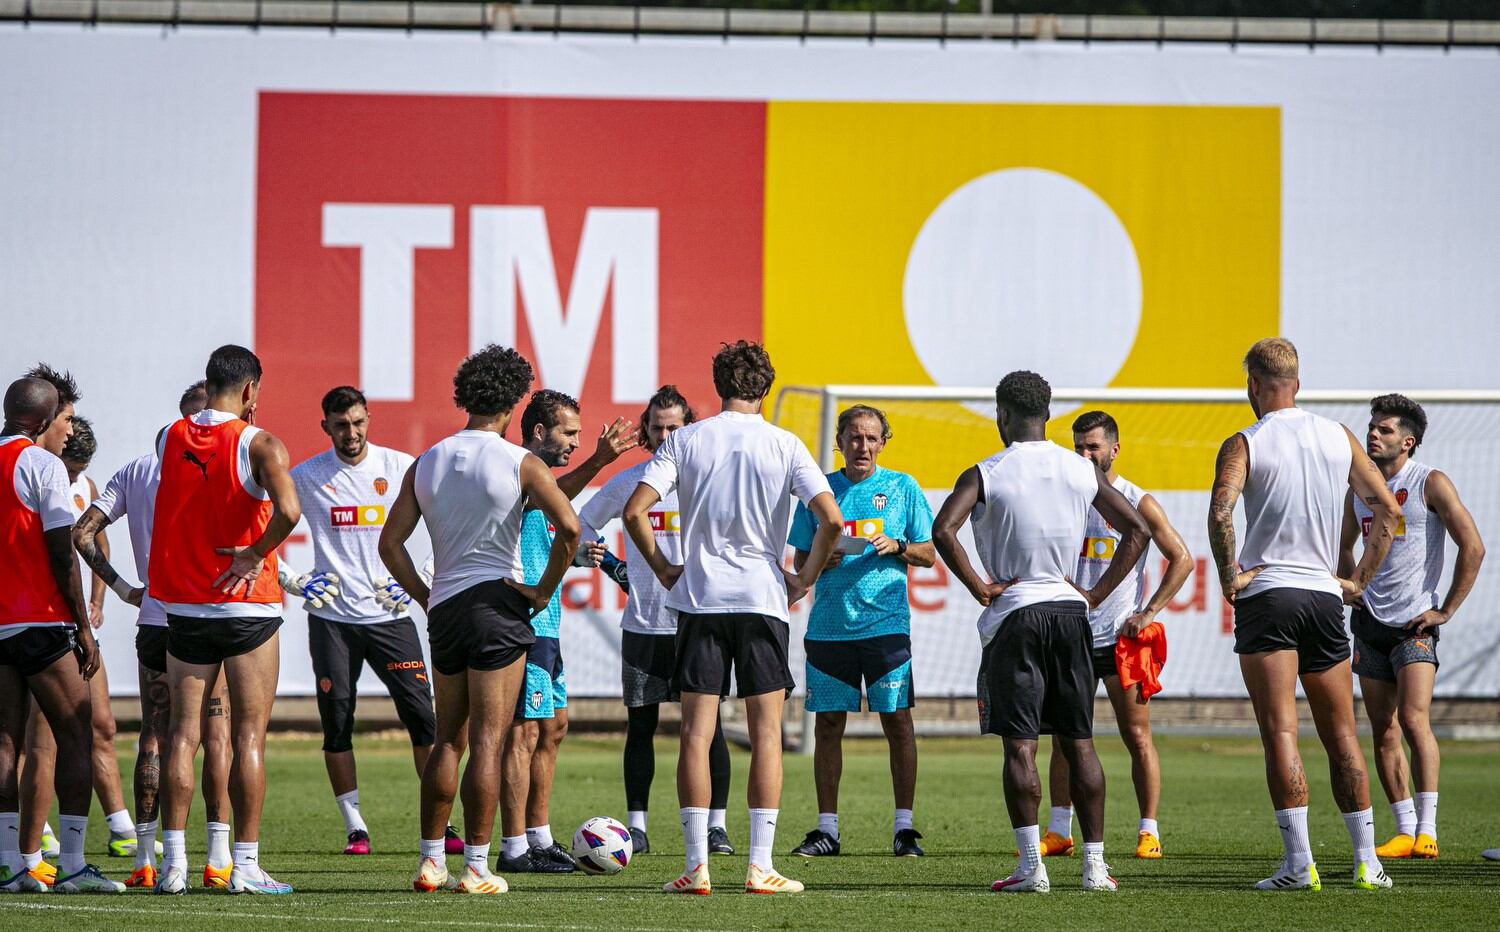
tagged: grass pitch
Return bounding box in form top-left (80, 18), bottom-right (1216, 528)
top-left (3, 731), bottom-right (1498, 930)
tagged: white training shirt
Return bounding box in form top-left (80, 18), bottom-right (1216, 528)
top-left (1074, 474), bottom-right (1150, 648)
top-left (638, 410), bottom-right (831, 622)
top-left (291, 444), bottom-right (416, 624)
top-left (1352, 459), bottom-right (1446, 627)
top-left (579, 459), bottom-right (682, 634)
top-left (91, 453), bottom-right (169, 627)
top-left (0, 436), bottom-right (75, 639)
top-left (68, 472), bottom-right (92, 519)
top-left (969, 441), bottom-right (1098, 645)
top-left (159, 409), bottom-right (278, 619)
top-left (414, 429), bottom-right (530, 610)
top-left (1237, 407), bottom-right (1351, 600)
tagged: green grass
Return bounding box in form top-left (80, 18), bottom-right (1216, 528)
top-left (5, 732), bottom-right (1500, 929)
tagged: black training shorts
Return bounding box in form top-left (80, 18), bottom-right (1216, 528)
top-left (0, 626), bottom-right (76, 678)
top-left (673, 611), bottom-right (794, 699)
top-left (1350, 608), bottom-right (1440, 684)
top-left (1090, 643), bottom-right (1119, 682)
top-left (977, 600), bottom-right (1094, 740)
top-left (135, 625), bottom-right (170, 675)
top-left (1233, 588), bottom-right (1349, 674)
top-left (426, 580), bottom-right (534, 677)
top-left (166, 614), bottom-right (283, 666)
top-left (621, 630), bottom-right (677, 708)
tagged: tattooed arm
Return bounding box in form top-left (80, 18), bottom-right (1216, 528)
top-left (1208, 434), bottom-right (1262, 603)
top-left (1340, 428), bottom-right (1401, 604)
top-left (72, 504), bottom-right (143, 607)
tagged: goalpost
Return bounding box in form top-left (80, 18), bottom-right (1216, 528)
top-left (771, 385), bottom-right (1500, 751)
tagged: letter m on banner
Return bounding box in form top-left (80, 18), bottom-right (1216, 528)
top-left (470, 207), bottom-right (658, 403)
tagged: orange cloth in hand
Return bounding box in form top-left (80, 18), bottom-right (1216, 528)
top-left (1114, 622), bottom-right (1167, 700)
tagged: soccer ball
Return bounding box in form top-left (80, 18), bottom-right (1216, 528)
top-left (571, 816), bottom-right (633, 875)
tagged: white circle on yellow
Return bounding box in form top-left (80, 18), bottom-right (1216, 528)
top-left (1093, 540), bottom-right (1109, 556)
top-left (861, 520), bottom-right (879, 536)
top-left (902, 168), bottom-right (1142, 392)
top-left (670, 514), bottom-right (681, 530)
top-left (364, 507), bottom-right (381, 523)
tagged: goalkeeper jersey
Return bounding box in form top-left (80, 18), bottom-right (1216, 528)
top-left (789, 466), bottom-right (933, 641)
top-left (520, 508), bottom-right (563, 638)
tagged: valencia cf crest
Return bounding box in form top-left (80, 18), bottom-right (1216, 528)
top-left (73, 494), bottom-right (85, 511)
top-left (374, 477), bottom-right (389, 496)
top-left (872, 493), bottom-right (888, 511)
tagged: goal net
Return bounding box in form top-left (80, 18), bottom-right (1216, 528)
top-left (771, 385), bottom-right (1500, 702)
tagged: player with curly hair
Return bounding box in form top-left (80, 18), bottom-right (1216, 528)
top-left (381, 344), bottom-right (580, 895)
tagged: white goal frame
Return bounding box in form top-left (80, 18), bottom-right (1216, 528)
top-left (772, 385), bottom-right (1500, 752)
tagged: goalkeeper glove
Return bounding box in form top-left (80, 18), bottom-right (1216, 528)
top-left (600, 549), bottom-right (629, 594)
top-left (374, 576), bottom-right (412, 614)
top-left (277, 566), bottom-right (340, 610)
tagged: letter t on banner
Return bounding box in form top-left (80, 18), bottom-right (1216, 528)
top-left (322, 204), bottom-right (454, 401)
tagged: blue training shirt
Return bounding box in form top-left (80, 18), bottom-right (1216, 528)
top-left (519, 508), bottom-right (562, 638)
top-left (787, 466), bottom-right (933, 641)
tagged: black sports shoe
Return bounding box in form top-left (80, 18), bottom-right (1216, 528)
top-left (496, 845), bottom-right (575, 874)
top-left (541, 842), bottom-right (577, 869)
top-left (893, 828), bottom-right (925, 857)
top-left (629, 827), bottom-right (649, 855)
top-left (791, 829), bottom-right (840, 857)
top-left (707, 825), bottom-right (735, 855)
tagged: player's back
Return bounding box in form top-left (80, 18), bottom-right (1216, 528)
top-left (414, 429), bottom-right (528, 609)
top-left (1237, 407), bottom-right (1350, 599)
top-left (970, 440), bottom-right (1097, 642)
top-left (649, 410), bottom-right (826, 620)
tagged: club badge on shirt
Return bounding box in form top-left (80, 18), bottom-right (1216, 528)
top-left (374, 477), bottom-right (389, 496)
top-left (872, 493), bottom-right (888, 511)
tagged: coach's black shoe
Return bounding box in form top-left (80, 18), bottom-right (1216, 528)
top-left (893, 829), bottom-right (925, 858)
top-left (496, 846), bottom-right (574, 874)
top-left (629, 827), bottom-right (649, 855)
top-left (541, 842), bottom-right (577, 870)
top-left (791, 829), bottom-right (840, 857)
top-left (708, 825), bottom-right (735, 855)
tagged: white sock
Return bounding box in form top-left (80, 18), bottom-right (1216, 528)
top-left (709, 808), bottom-right (727, 830)
top-left (1415, 792), bottom-right (1438, 840)
top-left (0, 813), bottom-right (20, 873)
top-left (627, 810), bottom-right (647, 833)
top-left (419, 837), bottom-right (445, 860)
top-left (464, 843), bottom-right (490, 872)
top-left (680, 807), bottom-right (709, 872)
top-left (335, 789), bottom-right (367, 835)
top-left (1139, 817), bottom-right (1159, 838)
top-left (105, 809), bottom-right (134, 836)
top-left (22, 850), bottom-right (42, 871)
top-left (1275, 806), bottom-right (1312, 870)
top-left (1048, 805), bottom-right (1074, 837)
top-left (1014, 825), bottom-right (1042, 872)
top-left (1083, 840), bottom-right (1104, 861)
top-left (163, 829), bottom-right (187, 873)
top-left (748, 808), bottom-right (778, 871)
top-left (501, 835), bottom-right (528, 859)
top-left (207, 822), bottom-right (232, 869)
top-left (894, 808), bottom-right (914, 835)
top-left (58, 814), bottom-right (88, 876)
top-left (233, 841), bottom-right (260, 877)
top-left (817, 811), bottom-right (839, 840)
top-left (526, 825), bottom-right (554, 850)
top-left (135, 820), bottom-right (158, 869)
top-left (1342, 808), bottom-right (1377, 866)
top-left (1390, 797), bottom-right (1417, 837)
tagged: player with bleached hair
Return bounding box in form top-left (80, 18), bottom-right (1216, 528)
top-left (1209, 337), bottom-right (1400, 892)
